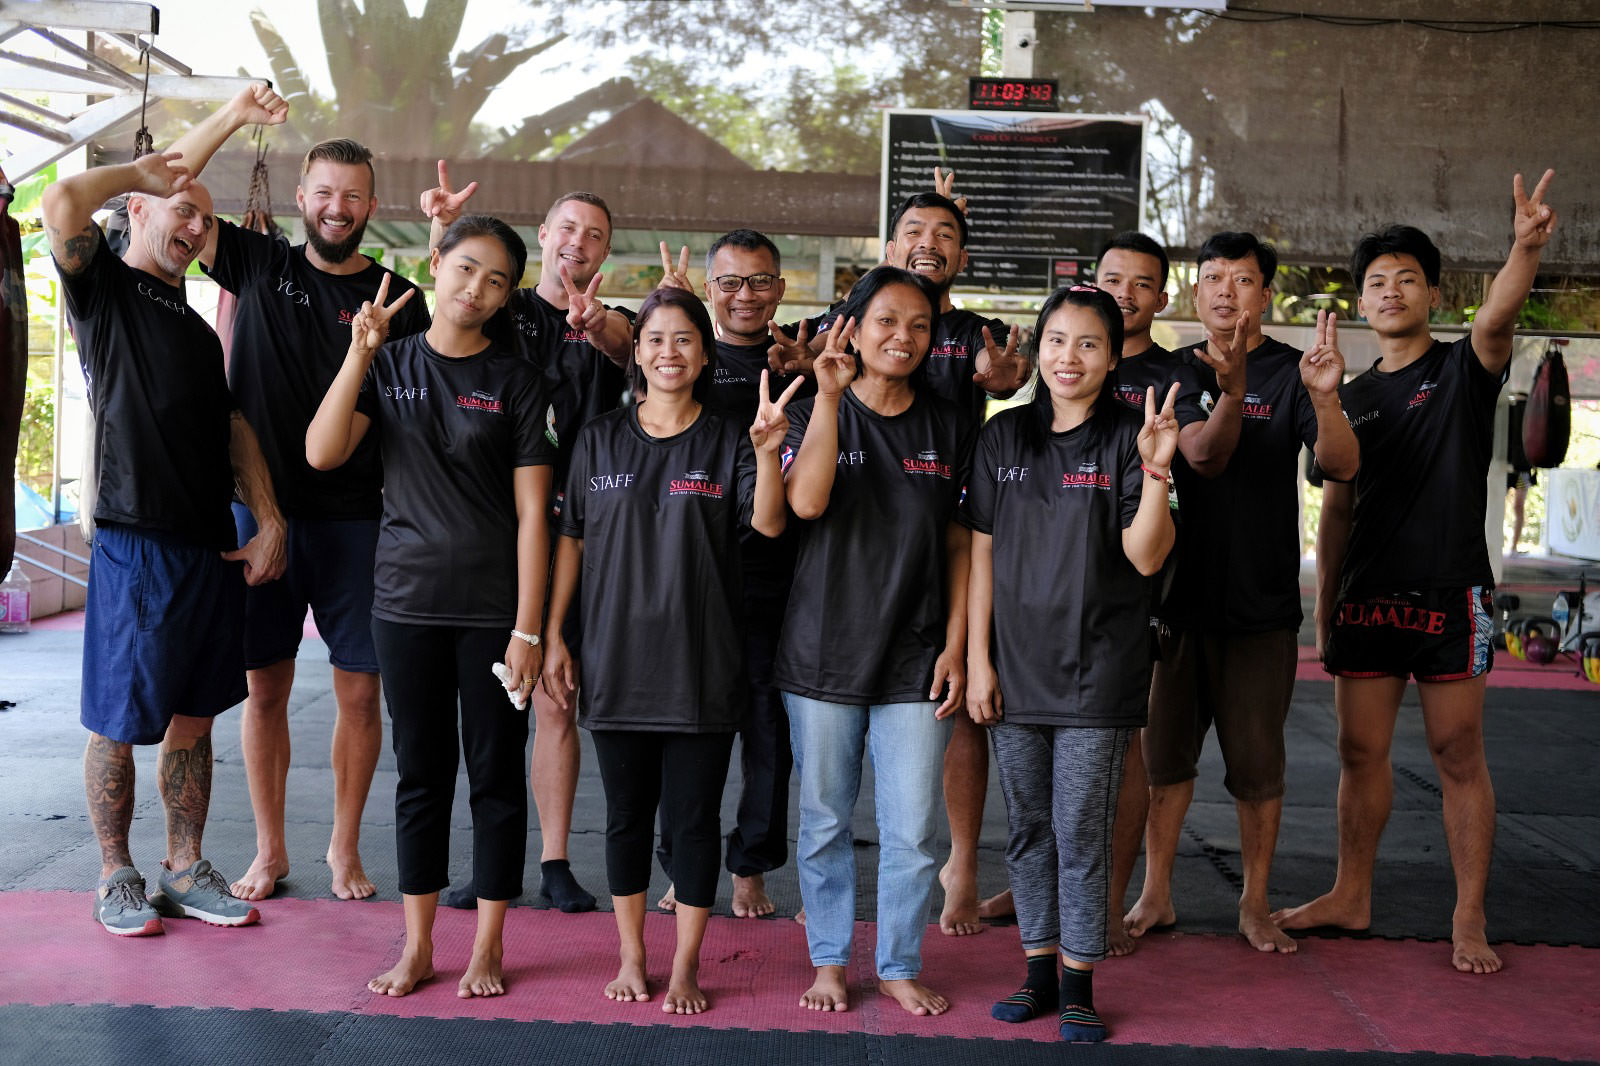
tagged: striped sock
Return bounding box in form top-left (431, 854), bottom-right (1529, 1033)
top-left (991, 955), bottom-right (1058, 1023)
top-left (1058, 965), bottom-right (1106, 1042)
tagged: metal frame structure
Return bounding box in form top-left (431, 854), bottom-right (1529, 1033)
top-left (0, 0), bottom-right (259, 181)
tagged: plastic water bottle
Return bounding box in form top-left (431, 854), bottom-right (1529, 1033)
top-left (0, 563), bottom-right (31, 634)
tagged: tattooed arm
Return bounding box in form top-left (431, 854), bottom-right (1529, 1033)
top-left (41, 152), bottom-right (194, 276)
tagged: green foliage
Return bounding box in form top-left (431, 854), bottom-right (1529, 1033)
top-left (14, 362), bottom-right (55, 495)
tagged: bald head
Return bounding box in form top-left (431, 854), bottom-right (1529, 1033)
top-left (127, 181), bottom-right (215, 283)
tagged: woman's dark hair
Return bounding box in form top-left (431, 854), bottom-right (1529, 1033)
top-left (1350, 224), bottom-right (1441, 288)
top-left (832, 265), bottom-right (942, 385)
top-left (436, 214), bottom-right (528, 346)
top-left (629, 285), bottom-right (718, 404)
top-left (1020, 284), bottom-right (1124, 453)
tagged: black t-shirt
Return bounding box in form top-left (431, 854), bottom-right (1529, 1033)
top-left (560, 407), bottom-right (758, 732)
top-left (816, 306), bottom-right (1009, 424)
top-left (963, 406), bottom-right (1150, 727)
top-left (775, 388), bottom-right (975, 704)
top-left (58, 232), bottom-right (236, 551)
top-left (1109, 343), bottom-right (1206, 425)
top-left (206, 221), bottom-right (430, 520)
top-left (704, 338), bottom-right (817, 600)
top-left (355, 334), bottom-right (552, 625)
top-left (505, 288), bottom-right (630, 488)
top-left (1167, 337), bottom-right (1320, 633)
top-left (1336, 337), bottom-right (1504, 598)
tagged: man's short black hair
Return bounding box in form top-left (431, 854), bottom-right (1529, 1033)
top-left (1096, 231), bottom-right (1170, 289)
top-left (1196, 231), bottom-right (1278, 286)
top-left (706, 228), bottom-right (781, 274)
top-left (1350, 225), bottom-right (1442, 287)
top-left (888, 192), bottom-right (969, 248)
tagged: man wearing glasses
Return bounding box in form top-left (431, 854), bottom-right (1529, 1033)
top-left (654, 229), bottom-right (814, 919)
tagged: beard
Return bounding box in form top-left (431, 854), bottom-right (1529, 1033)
top-left (303, 210), bottom-right (368, 263)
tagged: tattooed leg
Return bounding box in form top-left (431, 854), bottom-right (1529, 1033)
top-left (159, 715), bottom-right (215, 872)
top-left (85, 733), bottom-right (137, 878)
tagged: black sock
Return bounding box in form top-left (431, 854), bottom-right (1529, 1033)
top-left (1058, 965), bottom-right (1106, 1042)
top-left (991, 954), bottom-right (1059, 1022)
top-left (539, 860), bottom-right (596, 913)
top-left (439, 878), bottom-right (477, 910)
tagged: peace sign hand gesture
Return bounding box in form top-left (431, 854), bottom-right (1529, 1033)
top-left (1511, 169), bottom-right (1557, 252)
top-left (1137, 382), bottom-right (1181, 473)
top-left (1299, 309), bottom-right (1345, 398)
top-left (1196, 317), bottom-right (1250, 397)
top-left (560, 264), bottom-right (607, 334)
top-left (812, 317), bottom-right (857, 399)
top-left (974, 324), bottom-right (1028, 394)
top-left (350, 272), bottom-right (416, 359)
top-left (749, 370), bottom-right (806, 455)
top-left (933, 166), bottom-right (969, 216)
top-left (419, 159), bottom-right (478, 225)
top-left (658, 241), bottom-right (692, 291)
top-left (767, 318), bottom-right (813, 376)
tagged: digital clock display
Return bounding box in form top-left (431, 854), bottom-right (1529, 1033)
top-left (968, 77), bottom-right (1059, 112)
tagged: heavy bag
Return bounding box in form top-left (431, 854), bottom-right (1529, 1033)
top-left (1523, 341), bottom-right (1571, 468)
top-left (0, 169), bottom-right (27, 574)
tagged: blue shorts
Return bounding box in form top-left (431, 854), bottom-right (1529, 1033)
top-left (233, 503), bottom-right (379, 674)
top-left (82, 523), bottom-right (247, 745)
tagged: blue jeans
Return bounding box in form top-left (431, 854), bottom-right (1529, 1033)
top-left (783, 693), bottom-right (953, 980)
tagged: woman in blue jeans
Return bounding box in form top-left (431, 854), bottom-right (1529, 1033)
top-left (774, 266), bottom-right (975, 1016)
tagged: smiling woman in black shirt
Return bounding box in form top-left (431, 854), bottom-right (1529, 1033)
top-left (307, 215), bottom-right (552, 1002)
top-left (777, 265), bottom-right (974, 1018)
top-left (542, 285), bottom-right (794, 1016)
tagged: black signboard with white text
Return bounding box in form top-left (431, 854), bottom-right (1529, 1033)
top-left (881, 110), bottom-right (1146, 292)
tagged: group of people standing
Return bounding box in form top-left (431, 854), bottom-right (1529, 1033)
top-left (48, 82), bottom-right (1556, 1042)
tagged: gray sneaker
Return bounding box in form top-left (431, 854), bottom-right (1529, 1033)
top-left (149, 859), bottom-right (261, 927)
top-left (93, 867), bottom-right (163, 937)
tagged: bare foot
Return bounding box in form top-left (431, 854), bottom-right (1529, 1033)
top-left (459, 945), bottom-right (505, 998)
top-left (794, 906), bottom-right (806, 927)
top-left (605, 958), bottom-right (650, 1002)
top-left (1107, 920), bottom-right (1136, 957)
top-left (368, 950), bottom-right (433, 997)
top-left (657, 884), bottom-right (677, 912)
top-left (1451, 918), bottom-right (1502, 974)
top-left (731, 874), bottom-right (775, 918)
top-left (938, 859), bottom-right (983, 936)
top-left (1123, 891), bottom-right (1177, 937)
top-left (328, 850), bottom-right (376, 901)
top-left (230, 853), bottom-right (289, 902)
top-left (1270, 891), bottom-right (1370, 932)
top-left (799, 965), bottom-right (848, 1011)
top-left (878, 978), bottom-right (948, 1016)
top-left (978, 889), bottom-right (1015, 920)
top-left (1240, 905), bottom-right (1297, 953)
top-left (663, 966), bottom-right (708, 1014)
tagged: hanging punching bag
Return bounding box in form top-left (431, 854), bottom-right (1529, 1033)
top-left (1523, 340), bottom-right (1571, 468)
top-left (217, 126), bottom-right (282, 371)
top-left (0, 168), bottom-right (28, 574)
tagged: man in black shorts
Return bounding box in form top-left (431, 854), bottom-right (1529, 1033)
top-left (168, 93), bottom-right (431, 903)
top-left (43, 90), bottom-right (288, 935)
top-left (1274, 171), bottom-right (1558, 974)
top-left (1126, 232), bottom-right (1358, 954)
top-left (423, 169), bottom-right (633, 911)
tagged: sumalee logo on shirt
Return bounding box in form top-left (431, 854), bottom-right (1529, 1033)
top-left (1408, 381), bottom-right (1438, 410)
top-left (668, 469), bottom-right (725, 498)
top-left (1242, 392), bottom-right (1274, 420)
top-left (902, 449), bottom-right (951, 478)
top-left (1113, 384), bottom-right (1145, 410)
top-left (562, 326), bottom-right (588, 344)
top-left (589, 472), bottom-right (636, 492)
top-left (272, 277), bottom-right (311, 308)
top-left (1061, 460), bottom-right (1110, 489)
top-left (456, 389), bottom-right (503, 414)
top-left (927, 339), bottom-right (968, 361)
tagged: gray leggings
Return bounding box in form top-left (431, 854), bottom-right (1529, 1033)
top-left (991, 723), bottom-right (1131, 962)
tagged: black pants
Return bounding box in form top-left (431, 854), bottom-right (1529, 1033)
top-left (594, 729), bottom-right (735, 909)
top-left (372, 618), bottom-right (528, 900)
top-left (657, 590), bottom-right (792, 878)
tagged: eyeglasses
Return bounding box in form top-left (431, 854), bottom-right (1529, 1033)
top-left (710, 273), bottom-right (779, 293)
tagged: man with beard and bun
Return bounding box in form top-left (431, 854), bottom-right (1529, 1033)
top-left (421, 165), bottom-right (634, 913)
top-left (167, 91), bottom-right (431, 903)
top-left (652, 229), bottom-right (815, 919)
top-left (1275, 172), bottom-right (1558, 974)
top-left (43, 95), bottom-right (287, 936)
top-left (1124, 232), bottom-right (1358, 954)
